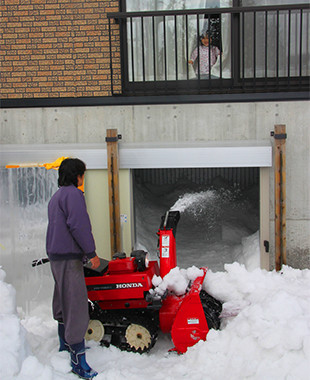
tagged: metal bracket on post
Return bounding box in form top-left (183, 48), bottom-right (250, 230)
top-left (105, 134), bottom-right (122, 143)
top-left (270, 131), bottom-right (287, 140)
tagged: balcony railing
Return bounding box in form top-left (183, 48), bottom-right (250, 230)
top-left (108, 4), bottom-right (309, 97)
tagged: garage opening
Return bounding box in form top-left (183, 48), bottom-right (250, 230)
top-left (133, 167), bottom-right (260, 272)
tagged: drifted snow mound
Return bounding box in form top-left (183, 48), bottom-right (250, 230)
top-left (232, 230), bottom-right (260, 271)
top-left (0, 268), bottom-right (29, 378)
top-left (200, 263), bottom-right (310, 380)
top-left (1, 263), bottom-right (310, 380)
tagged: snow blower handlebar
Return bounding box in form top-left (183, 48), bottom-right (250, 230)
top-left (31, 257), bottom-right (107, 276)
top-left (31, 257), bottom-right (96, 268)
top-left (32, 258), bottom-right (50, 267)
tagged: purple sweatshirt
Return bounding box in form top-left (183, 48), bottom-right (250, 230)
top-left (46, 185), bottom-right (96, 261)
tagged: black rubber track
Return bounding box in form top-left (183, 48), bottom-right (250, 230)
top-left (88, 302), bottom-right (159, 353)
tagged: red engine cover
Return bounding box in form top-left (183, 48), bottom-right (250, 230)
top-left (108, 257), bottom-right (137, 273)
top-left (85, 260), bottom-right (160, 310)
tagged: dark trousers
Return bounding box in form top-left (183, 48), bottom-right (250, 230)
top-left (50, 259), bottom-right (89, 346)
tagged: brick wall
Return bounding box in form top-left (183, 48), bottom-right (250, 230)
top-left (0, 0), bottom-right (120, 98)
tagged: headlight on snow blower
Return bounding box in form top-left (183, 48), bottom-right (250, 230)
top-left (130, 250), bottom-right (149, 271)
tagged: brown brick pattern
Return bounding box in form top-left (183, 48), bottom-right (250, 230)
top-left (0, 0), bottom-right (120, 98)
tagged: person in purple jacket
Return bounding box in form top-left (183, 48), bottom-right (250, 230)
top-left (46, 158), bottom-right (100, 379)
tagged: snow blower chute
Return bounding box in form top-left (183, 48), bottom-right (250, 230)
top-left (83, 210), bottom-right (222, 354)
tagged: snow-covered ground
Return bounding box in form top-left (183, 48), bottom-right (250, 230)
top-left (1, 168), bottom-right (310, 379)
top-left (1, 263), bottom-right (310, 380)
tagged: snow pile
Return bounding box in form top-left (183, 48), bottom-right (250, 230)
top-left (150, 266), bottom-right (204, 297)
top-left (1, 263), bottom-right (310, 380)
top-left (232, 230), bottom-right (260, 271)
top-left (0, 268), bottom-right (29, 379)
top-left (198, 263), bottom-right (310, 380)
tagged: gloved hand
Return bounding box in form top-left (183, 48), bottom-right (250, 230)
top-left (90, 255), bottom-right (100, 269)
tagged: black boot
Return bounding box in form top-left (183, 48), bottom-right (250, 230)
top-left (58, 322), bottom-right (70, 352)
top-left (70, 340), bottom-right (98, 379)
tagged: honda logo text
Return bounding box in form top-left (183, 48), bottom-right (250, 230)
top-left (116, 283), bottom-right (143, 289)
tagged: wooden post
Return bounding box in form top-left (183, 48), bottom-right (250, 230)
top-left (273, 124), bottom-right (287, 271)
top-left (106, 129), bottom-right (122, 258)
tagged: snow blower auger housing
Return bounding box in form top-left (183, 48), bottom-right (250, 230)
top-left (84, 210), bottom-right (222, 354)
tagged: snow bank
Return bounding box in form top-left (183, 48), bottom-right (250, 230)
top-left (1, 263), bottom-right (310, 380)
top-left (232, 230), bottom-right (260, 271)
top-left (201, 263), bottom-right (310, 380)
top-left (0, 268), bottom-right (29, 379)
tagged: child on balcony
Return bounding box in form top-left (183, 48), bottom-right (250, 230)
top-left (188, 31), bottom-right (220, 79)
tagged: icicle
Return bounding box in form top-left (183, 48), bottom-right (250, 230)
top-left (0, 167), bottom-right (57, 313)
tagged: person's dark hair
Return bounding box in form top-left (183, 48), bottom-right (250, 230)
top-left (58, 158), bottom-right (86, 187)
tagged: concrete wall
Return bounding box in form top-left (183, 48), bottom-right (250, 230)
top-left (1, 100), bottom-right (309, 269)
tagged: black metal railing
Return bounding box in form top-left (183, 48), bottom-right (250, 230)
top-left (108, 4), bottom-right (309, 97)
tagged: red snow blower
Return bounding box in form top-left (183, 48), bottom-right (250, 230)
top-left (82, 211), bottom-right (222, 354)
top-left (33, 210), bottom-right (222, 353)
